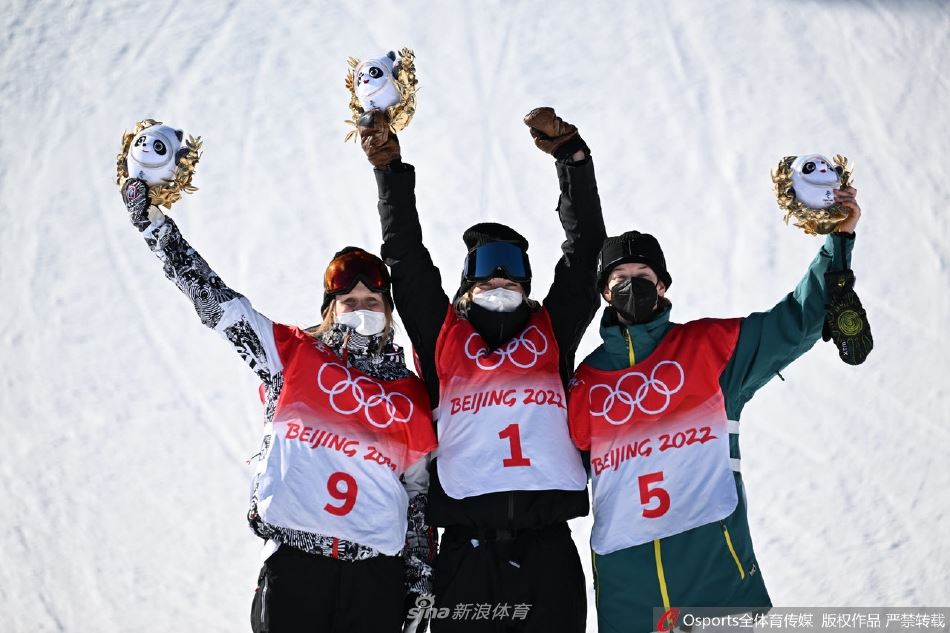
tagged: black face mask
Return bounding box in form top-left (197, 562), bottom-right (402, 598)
top-left (466, 301), bottom-right (532, 349)
top-left (609, 277), bottom-right (659, 324)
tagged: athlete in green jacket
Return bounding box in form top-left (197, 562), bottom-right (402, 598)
top-left (575, 188), bottom-right (861, 632)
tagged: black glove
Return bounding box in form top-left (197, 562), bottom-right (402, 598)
top-left (822, 268), bottom-right (873, 365)
top-left (121, 178), bottom-right (152, 231)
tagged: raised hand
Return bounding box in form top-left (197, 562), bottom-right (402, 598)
top-left (122, 178), bottom-right (152, 231)
top-left (523, 107), bottom-right (589, 160)
top-left (834, 186), bottom-right (861, 233)
top-left (358, 109), bottom-right (401, 169)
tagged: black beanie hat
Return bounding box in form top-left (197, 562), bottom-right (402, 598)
top-left (455, 222), bottom-right (532, 301)
top-left (321, 246), bottom-right (394, 313)
top-left (596, 231), bottom-right (672, 291)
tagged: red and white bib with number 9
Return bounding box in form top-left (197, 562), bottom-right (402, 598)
top-left (569, 318), bottom-right (741, 555)
top-left (434, 307), bottom-right (587, 499)
top-left (255, 325), bottom-right (436, 555)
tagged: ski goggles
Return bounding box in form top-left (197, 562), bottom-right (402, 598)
top-left (324, 248), bottom-right (391, 296)
top-left (462, 242), bottom-right (531, 283)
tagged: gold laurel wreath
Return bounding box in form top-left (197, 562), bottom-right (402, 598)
top-left (771, 154), bottom-right (852, 235)
top-left (116, 119), bottom-right (203, 209)
top-left (344, 48), bottom-right (418, 142)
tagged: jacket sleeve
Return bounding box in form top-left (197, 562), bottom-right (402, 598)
top-left (402, 456), bottom-right (436, 597)
top-left (721, 233), bottom-right (856, 418)
top-left (541, 157), bottom-right (609, 385)
top-left (138, 211), bottom-right (283, 387)
top-left (375, 165), bottom-right (450, 406)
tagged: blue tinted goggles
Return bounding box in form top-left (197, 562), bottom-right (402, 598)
top-left (462, 242), bottom-right (531, 283)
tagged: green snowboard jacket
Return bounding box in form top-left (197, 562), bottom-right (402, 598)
top-left (582, 233), bottom-right (855, 633)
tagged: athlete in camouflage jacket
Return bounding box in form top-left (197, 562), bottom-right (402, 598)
top-left (120, 178), bottom-right (436, 632)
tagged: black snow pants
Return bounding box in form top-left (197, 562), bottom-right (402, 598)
top-left (431, 522), bottom-right (586, 633)
top-left (250, 544), bottom-right (404, 633)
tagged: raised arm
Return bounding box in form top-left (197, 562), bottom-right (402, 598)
top-left (721, 187), bottom-right (862, 417)
top-left (122, 179), bottom-right (282, 389)
top-left (359, 113), bottom-right (449, 406)
top-left (523, 108), bottom-right (608, 385)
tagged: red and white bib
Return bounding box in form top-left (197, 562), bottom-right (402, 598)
top-left (569, 318), bottom-right (741, 554)
top-left (255, 325), bottom-right (436, 555)
top-left (434, 307), bottom-right (587, 499)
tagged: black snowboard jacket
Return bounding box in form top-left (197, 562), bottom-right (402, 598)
top-left (373, 156), bottom-right (607, 530)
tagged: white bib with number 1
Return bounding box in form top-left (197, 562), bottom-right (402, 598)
top-left (434, 307), bottom-right (587, 499)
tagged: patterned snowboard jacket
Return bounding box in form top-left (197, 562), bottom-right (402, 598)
top-left (132, 205), bottom-right (435, 597)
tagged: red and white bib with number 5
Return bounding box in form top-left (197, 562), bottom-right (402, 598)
top-left (256, 325), bottom-right (436, 555)
top-left (434, 307), bottom-right (587, 499)
top-left (569, 318), bottom-right (741, 555)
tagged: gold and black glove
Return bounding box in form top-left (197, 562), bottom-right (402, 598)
top-left (822, 267), bottom-right (873, 365)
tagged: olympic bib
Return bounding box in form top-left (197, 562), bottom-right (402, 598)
top-left (569, 318), bottom-right (742, 554)
top-left (434, 307), bottom-right (587, 499)
top-left (254, 325), bottom-right (436, 555)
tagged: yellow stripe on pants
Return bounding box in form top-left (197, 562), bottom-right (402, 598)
top-left (653, 539), bottom-right (671, 610)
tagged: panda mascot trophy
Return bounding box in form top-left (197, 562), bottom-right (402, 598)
top-left (772, 154), bottom-right (872, 366)
top-left (772, 153), bottom-right (852, 235)
top-left (116, 119), bottom-right (202, 209)
top-left (344, 48), bottom-right (418, 141)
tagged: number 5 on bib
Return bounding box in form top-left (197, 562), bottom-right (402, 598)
top-left (638, 471), bottom-right (670, 518)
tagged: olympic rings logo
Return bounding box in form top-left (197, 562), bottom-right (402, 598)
top-left (316, 363), bottom-right (413, 428)
top-left (463, 325), bottom-right (549, 371)
top-left (588, 360), bottom-right (685, 425)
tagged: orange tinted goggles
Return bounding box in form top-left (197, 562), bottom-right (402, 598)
top-left (324, 249), bottom-right (391, 295)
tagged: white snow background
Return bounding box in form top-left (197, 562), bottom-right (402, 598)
top-left (1, 1), bottom-right (948, 631)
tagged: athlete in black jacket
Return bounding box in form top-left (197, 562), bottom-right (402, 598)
top-left (360, 108), bottom-right (606, 633)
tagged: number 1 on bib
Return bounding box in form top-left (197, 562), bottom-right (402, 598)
top-left (498, 423), bottom-right (532, 468)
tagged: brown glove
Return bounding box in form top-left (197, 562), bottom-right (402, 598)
top-left (523, 107), bottom-right (589, 160)
top-left (358, 109), bottom-right (401, 169)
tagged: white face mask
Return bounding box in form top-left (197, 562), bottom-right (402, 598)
top-left (472, 288), bottom-right (524, 313)
top-left (336, 309), bottom-right (387, 336)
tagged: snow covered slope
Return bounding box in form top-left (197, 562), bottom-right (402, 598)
top-left (1, 1), bottom-right (947, 631)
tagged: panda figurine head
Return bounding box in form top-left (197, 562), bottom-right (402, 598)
top-left (353, 51), bottom-right (400, 112)
top-left (127, 124), bottom-right (186, 187)
top-left (789, 154), bottom-right (842, 209)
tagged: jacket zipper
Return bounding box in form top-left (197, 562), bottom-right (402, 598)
top-left (720, 521), bottom-right (746, 579)
top-left (260, 575), bottom-right (269, 626)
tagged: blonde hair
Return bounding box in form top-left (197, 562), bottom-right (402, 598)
top-left (307, 298), bottom-right (395, 339)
